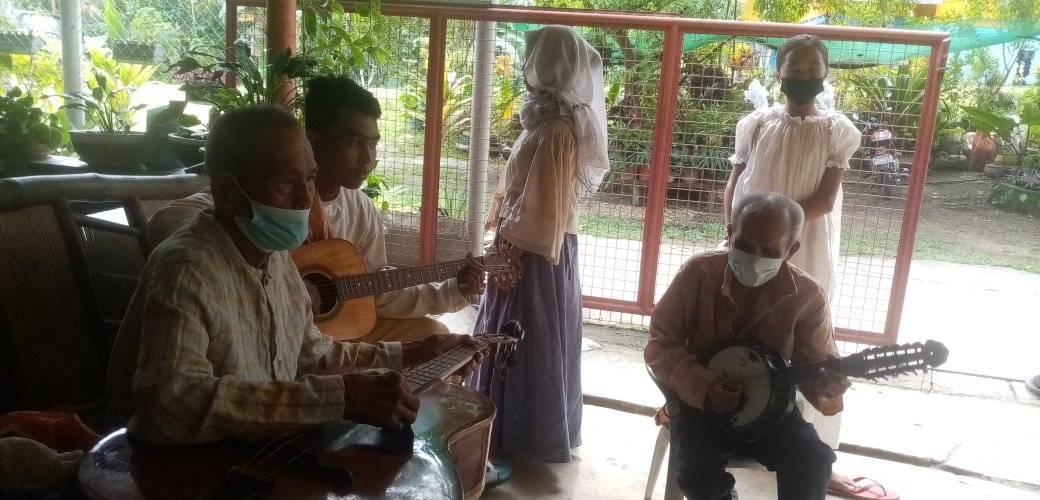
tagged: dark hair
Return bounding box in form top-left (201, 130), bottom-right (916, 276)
top-left (776, 34), bottom-right (828, 70)
top-left (304, 74), bottom-right (382, 133)
top-left (205, 105), bottom-right (301, 179)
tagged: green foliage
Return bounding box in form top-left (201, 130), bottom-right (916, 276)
top-left (401, 70), bottom-right (473, 146)
top-left (60, 70), bottom-right (145, 133)
top-left (841, 63), bottom-right (926, 131)
top-left (752, 0), bottom-right (913, 24)
top-left (438, 186), bottom-right (469, 220)
top-left (0, 86), bottom-right (63, 159)
top-left (753, 0), bottom-right (811, 23)
top-left (103, 0), bottom-right (128, 39)
top-left (168, 44), bottom-right (316, 115)
top-left (960, 103), bottom-right (1040, 157)
top-left (362, 171), bottom-right (406, 212)
top-left (56, 48), bottom-right (155, 133)
top-left (0, 38), bottom-right (64, 96)
top-left (300, 0), bottom-right (396, 84)
top-left (817, 0), bottom-right (914, 26)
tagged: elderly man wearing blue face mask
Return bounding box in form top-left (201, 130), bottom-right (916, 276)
top-left (106, 105), bottom-right (479, 446)
top-left (645, 192), bottom-right (850, 500)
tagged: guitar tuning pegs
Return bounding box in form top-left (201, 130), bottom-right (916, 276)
top-left (501, 320), bottom-right (525, 341)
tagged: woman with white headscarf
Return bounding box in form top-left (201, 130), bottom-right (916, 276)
top-left (473, 25), bottom-right (609, 464)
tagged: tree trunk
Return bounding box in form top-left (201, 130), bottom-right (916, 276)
top-left (610, 29), bottom-right (647, 127)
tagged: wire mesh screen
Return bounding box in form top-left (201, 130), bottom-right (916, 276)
top-left (371, 16), bottom-right (430, 266)
top-left (207, 5), bottom-right (945, 344)
top-left (638, 35), bottom-right (931, 340)
top-left (422, 22), bottom-right (657, 314)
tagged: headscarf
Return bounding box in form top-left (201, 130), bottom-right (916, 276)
top-left (520, 25), bottom-right (610, 196)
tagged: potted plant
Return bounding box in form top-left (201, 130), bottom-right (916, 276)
top-left (0, 87), bottom-right (63, 160)
top-left (60, 70), bottom-right (148, 171)
top-left (962, 104), bottom-right (1040, 177)
top-left (109, 39), bottom-right (163, 65)
top-left (165, 42), bottom-right (316, 152)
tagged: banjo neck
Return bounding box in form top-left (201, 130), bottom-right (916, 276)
top-left (776, 339), bottom-right (949, 385)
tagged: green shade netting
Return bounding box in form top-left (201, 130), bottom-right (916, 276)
top-left (510, 20), bottom-right (1040, 67)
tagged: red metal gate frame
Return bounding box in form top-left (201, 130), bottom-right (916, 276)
top-left (225, 1), bottom-right (951, 345)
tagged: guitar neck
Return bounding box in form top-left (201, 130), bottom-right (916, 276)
top-left (404, 340), bottom-right (486, 394)
top-left (779, 358), bottom-right (845, 385)
top-left (333, 257), bottom-right (475, 302)
top-left (779, 341), bottom-right (941, 385)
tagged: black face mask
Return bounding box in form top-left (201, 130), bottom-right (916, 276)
top-left (780, 77), bottom-right (825, 105)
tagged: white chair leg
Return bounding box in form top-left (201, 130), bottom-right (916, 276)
top-left (644, 426), bottom-right (670, 500)
top-left (663, 427), bottom-right (683, 500)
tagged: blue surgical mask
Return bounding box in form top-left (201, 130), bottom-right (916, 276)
top-left (233, 180), bottom-right (310, 252)
top-left (728, 247), bottom-right (784, 287)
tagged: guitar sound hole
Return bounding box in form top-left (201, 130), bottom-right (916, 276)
top-left (304, 273), bottom-right (335, 315)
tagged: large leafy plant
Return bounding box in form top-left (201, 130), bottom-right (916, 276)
top-left (401, 70), bottom-right (473, 145)
top-left (168, 43), bottom-right (316, 113)
top-left (961, 103), bottom-right (1040, 159)
top-left (60, 71), bottom-right (145, 133)
top-left (300, 0), bottom-right (390, 84)
top-left (0, 87), bottom-right (63, 159)
top-left (59, 49), bottom-right (155, 133)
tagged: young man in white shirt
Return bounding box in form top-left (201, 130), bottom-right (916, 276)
top-left (302, 75), bottom-right (483, 342)
top-left (148, 76), bottom-right (484, 344)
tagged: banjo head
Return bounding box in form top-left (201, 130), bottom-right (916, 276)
top-left (706, 345), bottom-right (775, 427)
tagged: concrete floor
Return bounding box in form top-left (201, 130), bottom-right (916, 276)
top-left (481, 405), bottom-right (1040, 500)
top-left (443, 307), bottom-right (1040, 499)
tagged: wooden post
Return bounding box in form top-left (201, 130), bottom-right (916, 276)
top-left (266, 0), bottom-right (297, 108)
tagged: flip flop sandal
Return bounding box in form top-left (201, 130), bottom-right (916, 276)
top-left (485, 460), bottom-right (512, 490)
top-left (828, 476), bottom-right (899, 500)
top-left (1025, 374), bottom-right (1040, 398)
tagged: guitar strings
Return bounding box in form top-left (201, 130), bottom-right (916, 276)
top-left (239, 429), bottom-right (310, 472)
top-left (308, 261), bottom-right (516, 300)
top-left (246, 427), bottom-right (323, 475)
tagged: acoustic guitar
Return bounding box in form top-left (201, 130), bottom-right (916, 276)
top-left (292, 239), bottom-right (520, 341)
top-left (79, 322), bottom-right (526, 500)
top-left (702, 339), bottom-right (949, 442)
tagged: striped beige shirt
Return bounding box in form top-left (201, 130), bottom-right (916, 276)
top-left (107, 211), bottom-right (402, 446)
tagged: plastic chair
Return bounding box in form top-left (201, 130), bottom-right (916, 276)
top-left (643, 392), bottom-right (806, 500)
top-left (644, 407), bottom-right (763, 500)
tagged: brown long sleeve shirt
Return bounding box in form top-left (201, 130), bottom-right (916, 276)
top-left (645, 251), bottom-right (843, 416)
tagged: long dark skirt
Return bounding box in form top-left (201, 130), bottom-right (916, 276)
top-left (472, 232), bottom-right (583, 463)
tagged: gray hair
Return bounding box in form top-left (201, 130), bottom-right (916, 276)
top-left (733, 192), bottom-right (805, 240)
top-left (205, 105), bottom-right (302, 180)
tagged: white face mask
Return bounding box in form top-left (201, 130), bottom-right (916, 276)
top-left (728, 247), bottom-right (784, 288)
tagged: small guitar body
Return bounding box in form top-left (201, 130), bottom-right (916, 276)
top-left (292, 239), bottom-right (376, 341)
top-left (705, 339), bottom-right (949, 443)
top-left (79, 382), bottom-right (493, 500)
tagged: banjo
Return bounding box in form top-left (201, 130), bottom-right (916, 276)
top-left (704, 339), bottom-right (949, 442)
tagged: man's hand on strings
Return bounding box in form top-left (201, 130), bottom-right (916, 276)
top-left (705, 376), bottom-right (745, 414)
top-left (457, 253), bottom-right (486, 296)
top-left (341, 370), bottom-right (420, 429)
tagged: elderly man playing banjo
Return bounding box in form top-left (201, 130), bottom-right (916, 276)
top-left (645, 192), bottom-right (850, 500)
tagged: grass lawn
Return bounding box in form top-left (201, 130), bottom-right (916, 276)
top-left (578, 213), bottom-right (1039, 273)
